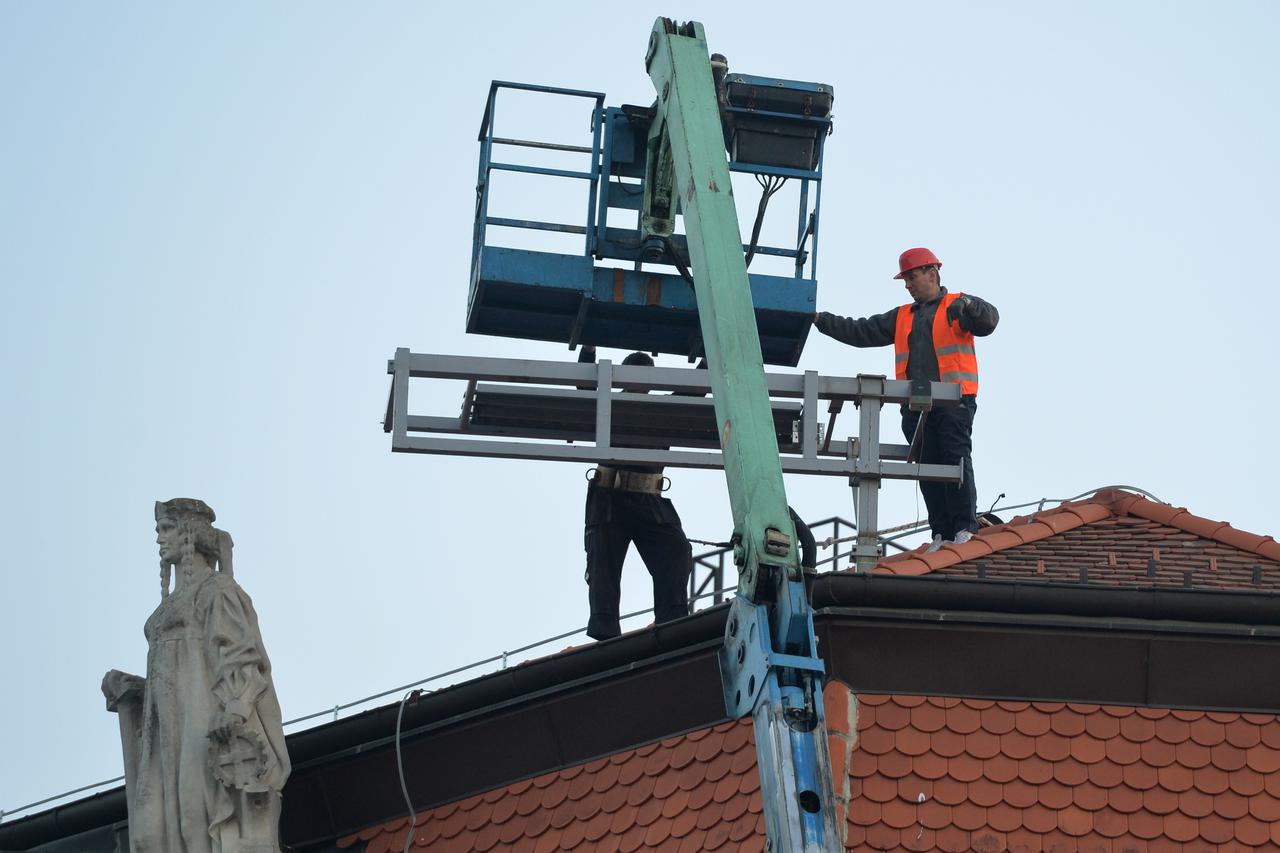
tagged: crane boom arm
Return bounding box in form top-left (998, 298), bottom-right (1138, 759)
top-left (644, 18), bottom-right (839, 851)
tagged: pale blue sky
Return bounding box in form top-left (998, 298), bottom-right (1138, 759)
top-left (2, 1), bottom-right (1277, 816)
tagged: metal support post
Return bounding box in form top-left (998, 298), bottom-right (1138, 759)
top-left (595, 359), bottom-right (613, 449)
top-left (853, 375), bottom-right (883, 572)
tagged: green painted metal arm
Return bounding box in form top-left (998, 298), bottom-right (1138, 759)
top-left (645, 19), bottom-right (839, 852)
top-left (643, 19), bottom-right (799, 600)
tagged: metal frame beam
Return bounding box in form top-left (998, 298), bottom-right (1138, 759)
top-left (385, 350), bottom-right (963, 483)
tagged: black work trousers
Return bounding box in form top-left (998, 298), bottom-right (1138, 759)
top-left (901, 398), bottom-right (979, 541)
top-left (584, 488), bottom-right (692, 641)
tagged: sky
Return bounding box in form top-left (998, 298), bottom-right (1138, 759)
top-left (2, 0), bottom-right (1277, 819)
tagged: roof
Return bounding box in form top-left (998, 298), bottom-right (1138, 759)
top-left (340, 489), bottom-right (1280, 852)
top-left (339, 686), bottom-right (1280, 851)
top-left (877, 487), bottom-right (1280, 586)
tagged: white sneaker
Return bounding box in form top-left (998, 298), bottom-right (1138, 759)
top-left (952, 530), bottom-right (974, 545)
top-left (925, 534), bottom-right (945, 553)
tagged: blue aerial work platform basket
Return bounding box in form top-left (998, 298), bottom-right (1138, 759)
top-left (467, 74), bottom-right (833, 366)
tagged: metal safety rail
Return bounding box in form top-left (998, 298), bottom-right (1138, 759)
top-left (691, 516), bottom-right (859, 606)
top-left (384, 349), bottom-right (963, 569)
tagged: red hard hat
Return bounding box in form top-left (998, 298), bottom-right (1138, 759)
top-left (894, 247), bottom-right (942, 279)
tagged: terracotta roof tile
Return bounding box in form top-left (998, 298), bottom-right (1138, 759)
top-left (1018, 756), bottom-right (1053, 785)
top-left (1232, 767), bottom-right (1265, 798)
top-left (1198, 811), bottom-right (1236, 843)
top-left (910, 701), bottom-right (947, 733)
top-left (979, 704), bottom-right (1016, 735)
top-left (1140, 737), bottom-right (1177, 768)
top-left (878, 748), bottom-right (911, 779)
top-left (624, 772), bottom-right (655, 806)
top-left (1215, 789), bottom-right (1250, 820)
top-left (1107, 784), bottom-right (1143, 815)
top-left (930, 727), bottom-right (966, 758)
top-left (1211, 741), bottom-right (1248, 772)
top-left (966, 729), bottom-right (1001, 760)
top-left (1000, 730), bottom-right (1036, 760)
top-left (948, 752), bottom-right (984, 783)
top-left (931, 775), bottom-right (969, 807)
top-left (1174, 739), bottom-right (1213, 771)
top-left (1002, 778), bottom-right (1038, 808)
top-left (1072, 782), bottom-right (1108, 811)
top-left (1089, 760), bottom-right (1133, 794)
top-left (1091, 805), bottom-right (1127, 838)
top-left (1141, 785), bottom-right (1179, 815)
top-left (912, 751), bottom-right (948, 781)
top-left (880, 797), bottom-right (917, 830)
top-left (980, 754), bottom-right (1016, 785)
top-left (1126, 807), bottom-right (1164, 840)
top-left (985, 801), bottom-right (1021, 833)
top-left (951, 803), bottom-right (988, 831)
top-left (897, 728), bottom-right (931, 757)
top-left (1252, 793), bottom-right (1280, 822)
top-left (1237, 813), bottom-right (1274, 846)
top-left (1052, 757), bottom-right (1089, 786)
top-left (1070, 735), bottom-right (1107, 765)
top-left (1226, 722), bottom-right (1263, 750)
top-left (1012, 706), bottom-right (1050, 737)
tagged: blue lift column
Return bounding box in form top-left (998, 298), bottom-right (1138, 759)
top-left (644, 18), bottom-right (839, 851)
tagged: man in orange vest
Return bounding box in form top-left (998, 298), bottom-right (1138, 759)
top-left (812, 248), bottom-right (999, 551)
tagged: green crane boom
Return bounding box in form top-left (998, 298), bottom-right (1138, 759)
top-left (643, 18), bottom-right (839, 851)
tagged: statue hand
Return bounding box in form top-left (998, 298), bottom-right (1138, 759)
top-left (210, 708), bottom-right (248, 743)
top-left (102, 669), bottom-right (145, 711)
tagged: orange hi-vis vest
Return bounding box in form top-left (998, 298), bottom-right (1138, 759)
top-left (893, 291), bottom-right (980, 395)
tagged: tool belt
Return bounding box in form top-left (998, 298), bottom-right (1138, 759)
top-left (591, 465), bottom-right (665, 494)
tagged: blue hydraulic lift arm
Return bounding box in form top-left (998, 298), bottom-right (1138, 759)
top-left (643, 18), bottom-right (840, 851)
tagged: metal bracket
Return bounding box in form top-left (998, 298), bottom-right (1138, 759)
top-left (719, 595), bottom-right (825, 718)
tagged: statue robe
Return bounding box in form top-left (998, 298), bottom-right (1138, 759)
top-left (122, 571), bottom-right (289, 853)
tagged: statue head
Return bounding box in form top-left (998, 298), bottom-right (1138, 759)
top-left (155, 498), bottom-right (234, 597)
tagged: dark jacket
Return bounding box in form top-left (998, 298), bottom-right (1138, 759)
top-left (814, 287), bottom-right (998, 385)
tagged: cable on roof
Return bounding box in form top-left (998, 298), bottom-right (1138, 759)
top-left (396, 688), bottom-right (425, 853)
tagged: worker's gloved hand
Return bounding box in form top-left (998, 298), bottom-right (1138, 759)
top-left (946, 297), bottom-right (971, 326)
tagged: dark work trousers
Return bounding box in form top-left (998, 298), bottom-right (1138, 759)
top-left (901, 397), bottom-right (979, 540)
top-left (584, 487), bottom-right (692, 641)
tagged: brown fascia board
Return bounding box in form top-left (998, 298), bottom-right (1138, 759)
top-left (6, 572), bottom-right (1280, 851)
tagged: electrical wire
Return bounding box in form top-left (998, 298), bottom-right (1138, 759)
top-left (396, 689), bottom-right (423, 853)
top-left (663, 236), bottom-right (697, 287)
top-left (744, 175), bottom-right (787, 268)
top-left (613, 175), bottom-right (643, 195)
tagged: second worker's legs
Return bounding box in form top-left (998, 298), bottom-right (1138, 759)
top-left (631, 517), bottom-right (693, 624)
top-left (585, 521), bottom-right (632, 640)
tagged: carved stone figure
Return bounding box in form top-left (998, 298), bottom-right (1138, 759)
top-left (103, 499), bottom-right (290, 853)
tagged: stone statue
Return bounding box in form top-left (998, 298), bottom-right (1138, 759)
top-left (103, 499), bottom-right (290, 853)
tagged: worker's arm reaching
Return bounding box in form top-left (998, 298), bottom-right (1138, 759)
top-left (944, 294), bottom-right (1000, 336)
top-left (811, 307), bottom-right (898, 348)
top-left (813, 292), bottom-right (999, 349)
